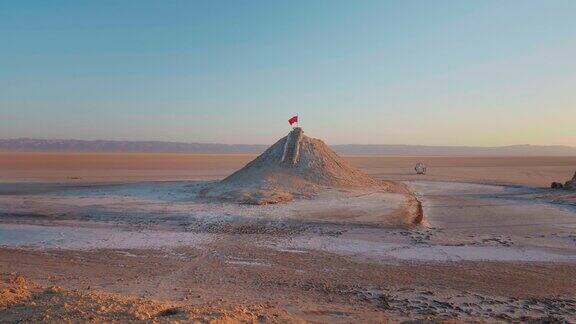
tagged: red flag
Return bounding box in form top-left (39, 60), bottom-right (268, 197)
top-left (288, 115), bottom-right (298, 125)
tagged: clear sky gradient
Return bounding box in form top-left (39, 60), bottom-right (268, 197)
top-left (1, 0), bottom-right (574, 145)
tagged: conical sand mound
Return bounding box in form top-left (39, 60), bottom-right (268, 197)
top-left (200, 128), bottom-right (390, 204)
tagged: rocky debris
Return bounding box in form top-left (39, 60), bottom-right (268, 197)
top-left (552, 171), bottom-right (576, 190)
top-left (0, 274), bottom-right (302, 323)
top-left (0, 274), bottom-right (31, 307)
top-left (200, 128), bottom-right (390, 204)
top-left (356, 287), bottom-right (576, 322)
top-left (564, 171), bottom-right (576, 190)
top-left (551, 182), bottom-right (564, 189)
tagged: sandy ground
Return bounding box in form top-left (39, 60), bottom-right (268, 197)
top-left (0, 152), bottom-right (253, 183)
top-left (350, 155), bottom-right (576, 188)
top-left (1, 153), bottom-right (576, 322)
top-left (1, 152), bottom-right (575, 187)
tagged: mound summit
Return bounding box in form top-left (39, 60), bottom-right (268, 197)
top-left (200, 128), bottom-right (390, 204)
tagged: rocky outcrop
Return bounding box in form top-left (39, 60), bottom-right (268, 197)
top-left (551, 182), bottom-right (564, 189)
top-left (552, 171), bottom-right (576, 190)
top-left (564, 171), bottom-right (576, 190)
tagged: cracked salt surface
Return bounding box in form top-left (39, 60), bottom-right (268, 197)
top-left (0, 181), bottom-right (405, 225)
top-left (2, 180), bottom-right (575, 263)
top-left (0, 223), bottom-right (211, 250)
top-left (270, 236), bottom-right (576, 262)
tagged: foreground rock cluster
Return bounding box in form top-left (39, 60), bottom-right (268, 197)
top-left (0, 274), bottom-right (299, 323)
top-left (551, 171), bottom-right (576, 190)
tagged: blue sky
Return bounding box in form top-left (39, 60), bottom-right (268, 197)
top-left (1, 0), bottom-right (575, 145)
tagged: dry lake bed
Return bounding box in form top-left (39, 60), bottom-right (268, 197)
top-left (1, 153), bottom-right (575, 322)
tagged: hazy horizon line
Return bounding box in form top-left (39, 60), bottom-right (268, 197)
top-left (2, 137), bottom-right (575, 149)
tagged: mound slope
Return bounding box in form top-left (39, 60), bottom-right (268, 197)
top-left (200, 128), bottom-right (391, 204)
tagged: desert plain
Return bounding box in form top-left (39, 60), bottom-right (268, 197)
top-left (1, 152), bottom-right (576, 323)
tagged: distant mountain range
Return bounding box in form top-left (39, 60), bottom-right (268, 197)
top-left (334, 144), bottom-right (576, 156)
top-left (1, 138), bottom-right (575, 156)
top-left (0, 138), bottom-right (267, 154)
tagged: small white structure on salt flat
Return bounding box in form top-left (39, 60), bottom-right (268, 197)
top-left (415, 162), bottom-right (427, 175)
